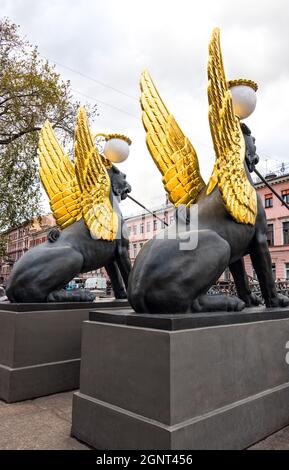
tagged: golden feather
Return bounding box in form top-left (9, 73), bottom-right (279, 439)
top-left (38, 110), bottom-right (118, 240)
top-left (38, 121), bottom-right (82, 229)
top-left (207, 28), bottom-right (257, 225)
top-left (74, 107), bottom-right (118, 241)
top-left (140, 70), bottom-right (205, 207)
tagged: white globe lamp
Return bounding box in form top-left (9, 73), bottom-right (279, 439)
top-left (228, 79), bottom-right (258, 120)
top-left (103, 134), bottom-right (131, 163)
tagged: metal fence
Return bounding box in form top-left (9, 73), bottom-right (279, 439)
top-left (208, 278), bottom-right (289, 304)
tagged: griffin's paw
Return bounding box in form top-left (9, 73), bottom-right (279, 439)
top-left (114, 291), bottom-right (127, 299)
top-left (225, 296), bottom-right (246, 312)
top-left (195, 294), bottom-right (246, 312)
top-left (242, 293), bottom-right (261, 307)
top-left (47, 289), bottom-right (96, 303)
top-left (267, 294), bottom-right (289, 308)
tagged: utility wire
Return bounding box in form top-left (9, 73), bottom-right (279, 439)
top-left (42, 54), bottom-right (217, 154)
top-left (44, 54), bottom-right (289, 161)
top-left (71, 88), bottom-right (139, 120)
top-left (73, 85), bottom-right (213, 151)
top-left (43, 54), bottom-right (213, 148)
top-left (44, 55), bottom-right (137, 101)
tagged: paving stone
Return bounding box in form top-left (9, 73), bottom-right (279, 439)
top-left (32, 391), bottom-right (73, 422)
top-left (249, 427), bottom-right (289, 450)
top-left (0, 408), bottom-right (89, 450)
top-left (0, 400), bottom-right (39, 418)
top-left (1, 390), bottom-right (289, 450)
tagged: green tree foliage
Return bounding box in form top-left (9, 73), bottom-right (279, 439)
top-left (0, 18), bottom-right (97, 230)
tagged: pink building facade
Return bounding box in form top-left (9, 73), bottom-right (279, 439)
top-left (0, 215), bottom-right (56, 284)
top-left (125, 173), bottom-right (289, 282)
top-left (125, 202), bottom-right (175, 264)
top-left (243, 173), bottom-right (289, 281)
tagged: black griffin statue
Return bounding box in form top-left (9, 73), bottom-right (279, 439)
top-left (6, 108), bottom-right (132, 303)
top-left (127, 30), bottom-right (289, 314)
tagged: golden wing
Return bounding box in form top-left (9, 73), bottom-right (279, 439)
top-left (140, 70), bottom-right (205, 207)
top-left (207, 28), bottom-right (257, 225)
top-left (74, 107), bottom-right (118, 241)
top-left (38, 121), bottom-right (82, 229)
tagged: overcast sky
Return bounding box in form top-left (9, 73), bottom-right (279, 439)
top-left (2, 0), bottom-right (289, 215)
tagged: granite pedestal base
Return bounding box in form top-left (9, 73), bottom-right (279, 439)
top-left (0, 299), bottom-right (129, 402)
top-left (72, 307), bottom-right (289, 449)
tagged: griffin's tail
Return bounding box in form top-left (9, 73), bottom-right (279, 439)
top-left (47, 228), bottom-right (60, 243)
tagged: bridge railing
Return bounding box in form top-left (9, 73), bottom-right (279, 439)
top-left (208, 278), bottom-right (289, 303)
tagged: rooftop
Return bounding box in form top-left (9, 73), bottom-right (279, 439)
top-left (253, 162), bottom-right (289, 187)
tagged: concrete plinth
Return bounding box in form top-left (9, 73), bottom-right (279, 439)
top-left (72, 307), bottom-right (289, 449)
top-left (0, 300), bottom-right (129, 402)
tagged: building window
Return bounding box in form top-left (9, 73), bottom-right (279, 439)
top-left (153, 219), bottom-right (158, 231)
top-left (139, 242), bottom-right (144, 252)
top-left (272, 263), bottom-right (276, 281)
top-left (146, 222), bottom-right (151, 232)
top-left (170, 216), bottom-right (174, 225)
top-left (282, 189), bottom-right (289, 204)
top-left (283, 222), bottom-right (289, 245)
top-left (140, 223), bottom-right (144, 234)
top-left (133, 243), bottom-right (137, 258)
top-left (285, 263), bottom-right (289, 280)
top-left (265, 194), bottom-right (273, 208)
top-left (132, 225), bottom-right (137, 235)
top-left (127, 226), bottom-right (131, 236)
top-left (267, 224), bottom-right (274, 246)
top-left (161, 218), bottom-right (166, 229)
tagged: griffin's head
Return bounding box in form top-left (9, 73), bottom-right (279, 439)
top-left (108, 165), bottom-right (132, 200)
top-left (241, 123), bottom-right (259, 173)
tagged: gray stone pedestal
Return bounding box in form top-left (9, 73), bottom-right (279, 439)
top-left (72, 307), bottom-right (289, 449)
top-left (0, 300), bottom-right (129, 402)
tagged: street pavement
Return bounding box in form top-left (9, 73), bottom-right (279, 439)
top-left (0, 390), bottom-right (288, 450)
top-left (0, 391), bottom-right (89, 450)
